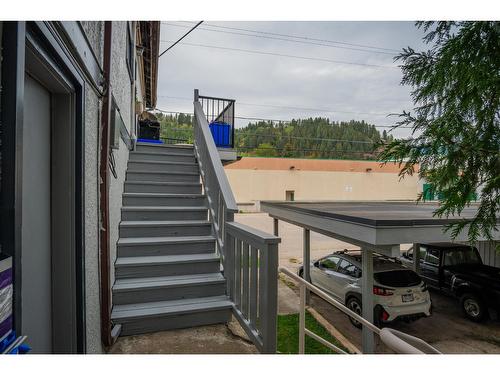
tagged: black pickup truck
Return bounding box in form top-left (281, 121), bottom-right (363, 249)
top-left (401, 242), bottom-right (500, 322)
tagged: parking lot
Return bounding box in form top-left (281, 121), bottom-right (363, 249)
top-left (236, 212), bottom-right (500, 354)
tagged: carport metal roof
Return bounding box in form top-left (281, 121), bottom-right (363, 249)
top-left (261, 200), bottom-right (500, 249)
top-left (261, 200), bottom-right (500, 353)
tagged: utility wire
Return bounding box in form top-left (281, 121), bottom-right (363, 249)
top-left (236, 146), bottom-right (375, 155)
top-left (154, 108), bottom-right (411, 129)
top-left (159, 21), bottom-right (203, 57)
top-left (236, 133), bottom-right (375, 144)
top-left (164, 21), bottom-right (401, 53)
top-left (162, 22), bottom-right (396, 56)
top-left (159, 40), bottom-right (398, 70)
top-left (159, 125), bottom-right (376, 144)
top-left (158, 95), bottom-right (395, 117)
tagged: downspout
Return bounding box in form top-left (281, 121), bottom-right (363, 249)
top-left (99, 20), bottom-right (114, 348)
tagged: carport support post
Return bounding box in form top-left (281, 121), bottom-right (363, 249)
top-left (303, 228), bottom-right (311, 304)
top-left (413, 243), bottom-right (420, 274)
top-left (273, 218), bottom-right (279, 237)
top-left (361, 248), bottom-right (375, 353)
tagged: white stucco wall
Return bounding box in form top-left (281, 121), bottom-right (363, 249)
top-left (80, 21), bottom-right (104, 354)
top-left (225, 168), bottom-right (421, 211)
top-left (83, 87), bottom-right (103, 354)
top-left (108, 21), bottom-right (134, 289)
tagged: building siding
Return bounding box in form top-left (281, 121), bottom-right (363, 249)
top-left (477, 241), bottom-right (500, 268)
top-left (108, 21), bottom-right (134, 289)
top-left (225, 168), bottom-right (421, 211)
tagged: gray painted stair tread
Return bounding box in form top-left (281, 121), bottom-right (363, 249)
top-left (129, 160), bottom-right (198, 166)
top-left (131, 151), bottom-right (195, 157)
top-left (136, 143), bottom-right (194, 149)
top-left (123, 193), bottom-right (205, 198)
top-left (111, 295), bottom-right (232, 320)
top-left (120, 220), bottom-right (210, 227)
top-left (118, 235), bottom-right (215, 245)
top-left (127, 170), bottom-right (199, 175)
top-left (124, 181), bottom-right (201, 186)
top-left (114, 273), bottom-right (225, 290)
top-left (116, 253), bottom-right (219, 266)
top-left (121, 206), bottom-right (207, 211)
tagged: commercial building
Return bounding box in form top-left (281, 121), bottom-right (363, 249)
top-left (224, 157), bottom-right (423, 211)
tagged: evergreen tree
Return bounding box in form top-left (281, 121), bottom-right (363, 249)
top-left (379, 21), bottom-right (500, 243)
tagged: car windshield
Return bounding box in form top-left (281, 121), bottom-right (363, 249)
top-left (374, 270), bottom-right (421, 287)
top-left (443, 248), bottom-right (482, 266)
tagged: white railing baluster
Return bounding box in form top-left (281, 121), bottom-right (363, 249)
top-left (299, 283), bottom-right (306, 354)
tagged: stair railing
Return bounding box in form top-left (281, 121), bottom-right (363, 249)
top-left (193, 89), bottom-right (280, 353)
top-left (279, 267), bottom-right (442, 354)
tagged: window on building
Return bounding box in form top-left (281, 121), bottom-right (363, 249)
top-left (285, 190), bottom-right (295, 201)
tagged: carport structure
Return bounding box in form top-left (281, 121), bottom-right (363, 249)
top-left (261, 200), bottom-right (500, 353)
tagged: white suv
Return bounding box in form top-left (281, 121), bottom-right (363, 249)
top-left (298, 250), bottom-right (432, 327)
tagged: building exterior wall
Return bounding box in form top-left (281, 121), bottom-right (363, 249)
top-left (83, 87), bottom-right (103, 354)
top-left (476, 241), bottom-right (500, 268)
top-left (80, 21), bottom-right (135, 351)
top-left (79, 21), bottom-right (104, 354)
top-left (0, 21), bottom-right (140, 353)
top-left (225, 168), bottom-right (421, 211)
top-left (108, 21), bottom-right (134, 288)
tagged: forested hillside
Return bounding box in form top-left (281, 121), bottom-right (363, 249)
top-left (155, 112), bottom-right (392, 160)
top-left (235, 118), bottom-right (392, 159)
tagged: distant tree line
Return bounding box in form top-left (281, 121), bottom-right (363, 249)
top-left (156, 112), bottom-right (194, 143)
top-left (236, 118), bottom-right (393, 160)
top-left (155, 112), bottom-right (392, 160)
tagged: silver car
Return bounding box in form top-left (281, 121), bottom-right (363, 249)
top-left (298, 250), bottom-right (432, 327)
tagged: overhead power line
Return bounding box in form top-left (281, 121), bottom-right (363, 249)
top-left (165, 21), bottom-right (401, 54)
top-left (236, 133), bottom-right (375, 144)
top-left (162, 22), bottom-right (396, 56)
top-left (236, 146), bottom-right (375, 155)
top-left (154, 108), bottom-right (411, 129)
top-left (157, 95), bottom-right (399, 117)
top-left (159, 21), bottom-right (203, 57)
top-left (159, 40), bottom-right (398, 70)
top-left (159, 125), bottom-right (376, 144)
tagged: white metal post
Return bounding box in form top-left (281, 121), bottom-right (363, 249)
top-left (413, 243), bottom-right (420, 274)
top-left (303, 228), bottom-right (311, 304)
top-left (361, 248), bottom-right (375, 353)
top-left (299, 283), bottom-right (306, 354)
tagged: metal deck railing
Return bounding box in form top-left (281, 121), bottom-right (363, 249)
top-left (279, 267), bottom-right (441, 354)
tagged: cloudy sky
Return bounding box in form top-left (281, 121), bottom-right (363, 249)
top-left (157, 21), bottom-right (429, 138)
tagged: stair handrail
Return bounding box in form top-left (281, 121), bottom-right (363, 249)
top-left (279, 267), bottom-right (442, 354)
top-left (193, 90), bottom-right (282, 354)
top-left (193, 89), bottom-right (238, 263)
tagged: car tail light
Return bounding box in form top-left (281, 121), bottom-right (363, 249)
top-left (381, 310), bottom-right (390, 322)
top-left (373, 286), bottom-right (394, 296)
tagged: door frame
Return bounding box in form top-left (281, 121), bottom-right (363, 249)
top-left (0, 21), bottom-right (86, 353)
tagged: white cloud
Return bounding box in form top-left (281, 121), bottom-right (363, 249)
top-left (157, 21), bottom-right (429, 138)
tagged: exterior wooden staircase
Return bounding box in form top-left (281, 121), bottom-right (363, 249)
top-left (111, 142), bottom-right (232, 336)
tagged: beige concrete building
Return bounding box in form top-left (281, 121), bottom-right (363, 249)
top-left (224, 157), bottom-right (422, 211)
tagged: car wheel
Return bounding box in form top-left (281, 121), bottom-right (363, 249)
top-left (346, 297), bottom-right (363, 329)
top-left (460, 293), bottom-right (486, 322)
top-left (298, 268), bottom-right (304, 278)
